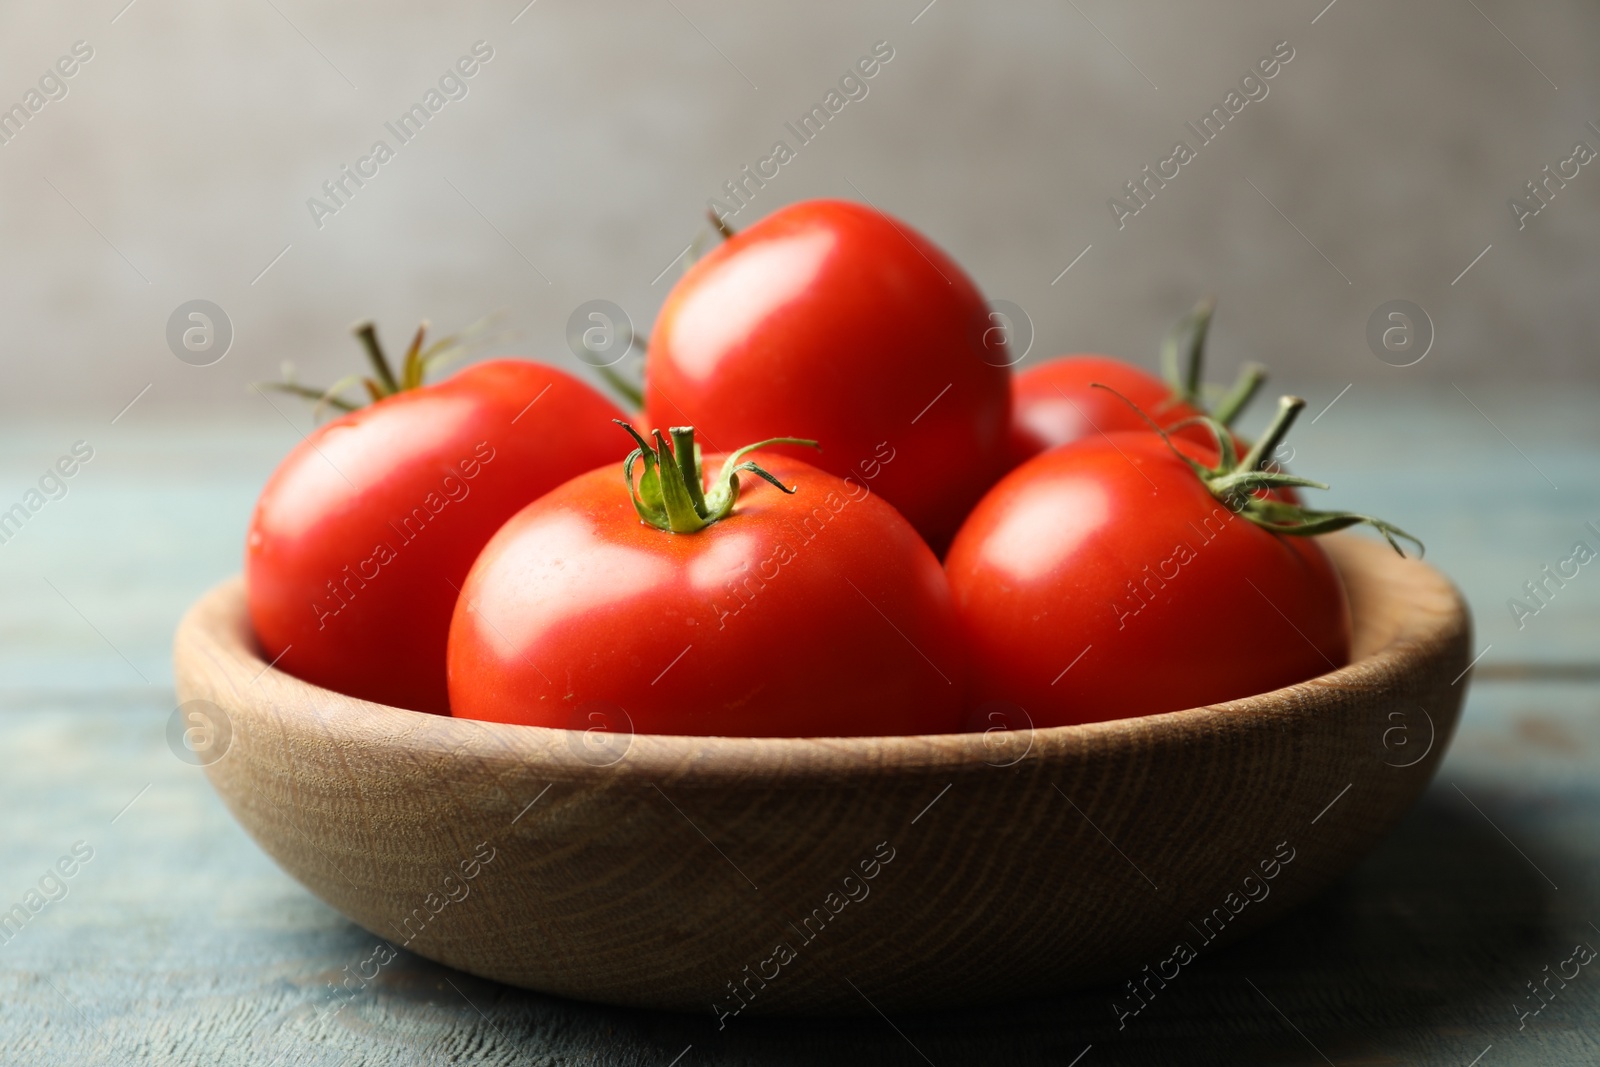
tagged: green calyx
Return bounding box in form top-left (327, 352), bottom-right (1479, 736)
top-left (1096, 386), bottom-right (1425, 558)
top-left (258, 317), bottom-right (499, 419)
top-left (1159, 297), bottom-right (1268, 428)
top-left (615, 421), bottom-right (818, 534)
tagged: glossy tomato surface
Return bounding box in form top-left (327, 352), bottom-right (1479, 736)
top-left (447, 454), bottom-right (964, 737)
top-left (1009, 356), bottom-right (1204, 466)
top-left (945, 433), bottom-right (1351, 726)
top-left (247, 360), bottom-right (626, 714)
top-left (644, 199), bottom-right (1011, 553)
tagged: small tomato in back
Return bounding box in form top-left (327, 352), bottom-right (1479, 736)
top-left (645, 199), bottom-right (1011, 553)
top-left (1010, 355), bottom-right (1201, 465)
top-left (247, 350), bottom-right (626, 715)
top-left (1009, 299), bottom-right (1264, 466)
top-left (447, 427), bottom-right (964, 737)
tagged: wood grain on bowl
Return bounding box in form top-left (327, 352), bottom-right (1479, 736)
top-left (172, 534), bottom-right (1471, 1016)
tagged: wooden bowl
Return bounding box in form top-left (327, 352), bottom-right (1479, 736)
top-left (172, 534), bottom-right (1470, 1016)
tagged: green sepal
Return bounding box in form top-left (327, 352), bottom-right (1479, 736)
top-left (399, 322), bottom-right (428, 391)
top-left (615, 422), bottom-right (818, 534)
top-left (1209, 470), bottom-right (1330, 499)
top-left (702, 436), bottom-right (816, 518)
top-left (616, 422), bottom-right (664, 514)
top-left (1160, 297), bottom-right (1215, 407)
top-left (354, 321), bottom-right (400, 394)
top-left (258, 377), bottom-right (360, 415)
top-left (1091, 385), bottom-right (1424, 558)
top-left (1210, 362), bottom-right (1267, 427)
top-left (253, 316), bottom-right (507, 420)
top-left (1242, 507), bottom-right (1424, 557)
top-left (1154, 298), bottom-right (1267, 428)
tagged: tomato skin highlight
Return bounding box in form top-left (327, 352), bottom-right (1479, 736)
top-left (644, 199), bottom-right (1011, 553)
top-left (1009, 356), bottom-right (1204, 466)
top-left (246, 360), bottom-right (627, 715)
top-left (945, 433), bottom-right (1351, 726)
top-left (447, 455), bottom-right (964, 737)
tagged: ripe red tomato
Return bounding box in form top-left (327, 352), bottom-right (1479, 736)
top-left (447, 427), bottom-right (964, 737)
top-left (1009, 354), bottom-right (1202, 465)
top-left (946, 398), bottom-right (1414, 726)
top-left (1008, 299), bottom-right (1263, 466)
top-left (644, 199), bottom-right (1011, 553)
top-left (247, 358), bottom-right (626, 714)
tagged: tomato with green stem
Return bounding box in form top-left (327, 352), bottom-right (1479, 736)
top-left (643, 199), bottom-right (1012, 554)
top-left (447, 423), bottom-right (965, 737)
top-left (947, 394), bottom-right (1421, 727)
top-left (1009, 298), bottom-right (1267, 465)
top-left (247, 321), bottom-right (627, 714)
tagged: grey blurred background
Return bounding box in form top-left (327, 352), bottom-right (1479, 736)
top-left (0, 0), bottom-right (1595, 420)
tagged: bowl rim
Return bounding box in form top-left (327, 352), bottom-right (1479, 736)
top-left (178, 533), bottom-right (1467, 784)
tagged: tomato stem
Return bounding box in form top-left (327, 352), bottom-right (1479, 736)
top-left (353, 321), bottom-right (401, 395)
top-left (676, 211), bottom-right (737, 282)
top-left (1092, 385), bottom-right (1424, 557)
top-left (707, 208), bottom-right (736, 241)
top-left (1238, 394), bottom-right (1305, 473)
top-left (1157, 298), bottom-right (1269, 429)
top-left (1160, 296), bottom-right (1214, 407)
top-left (399, 322), bottom-right (429, 391)
top-left (654, 429), bottom-right (711, 532)
top-left (616, 421), bottom-right (818, 534)
top-left (668, 426), bottom-right (710, 515)
top-left (1211, 362), bottom-right (1267, 427)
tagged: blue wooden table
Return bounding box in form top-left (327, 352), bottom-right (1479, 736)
top-left (2, 384), bottom-right (1597, 1065)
